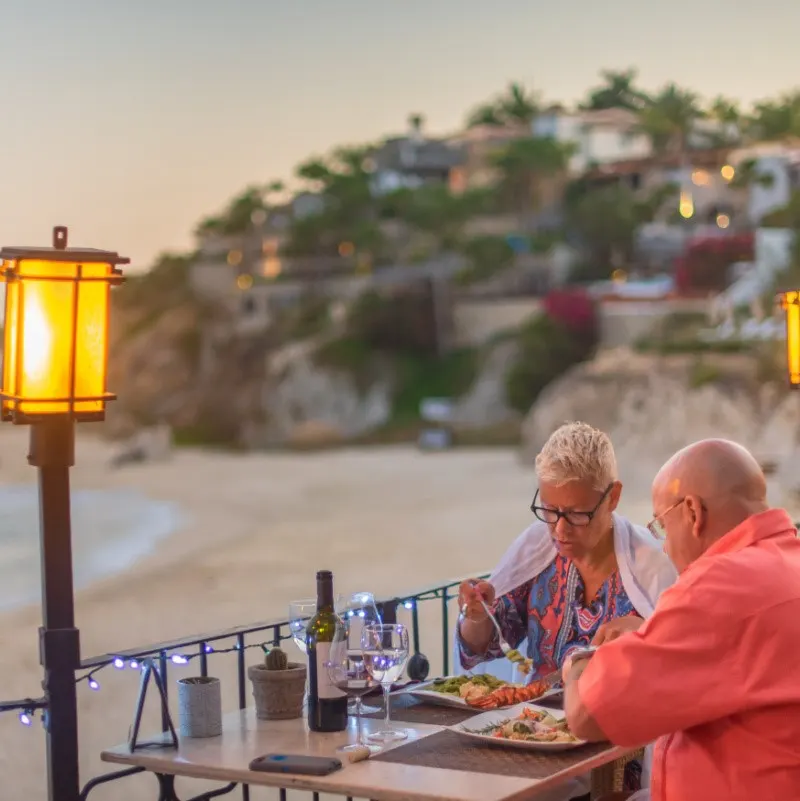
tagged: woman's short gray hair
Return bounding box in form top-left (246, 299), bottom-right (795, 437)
top-left (534, 421), bottom-right (618, 491)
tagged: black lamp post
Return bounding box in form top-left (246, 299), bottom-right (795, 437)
top-left (0, 226), bottom-right (127, 801)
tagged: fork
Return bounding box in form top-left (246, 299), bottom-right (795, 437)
top-left (473, 596), bottom-right (561, 688)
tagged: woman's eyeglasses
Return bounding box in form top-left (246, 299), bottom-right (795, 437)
top-left (531, 484), bottom-right (613, 527)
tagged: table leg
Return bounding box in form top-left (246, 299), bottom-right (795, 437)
top-left (157, 774), bottom-right (181, 801)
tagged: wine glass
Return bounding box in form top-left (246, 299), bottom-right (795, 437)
top-left (326, 620), bottom-right (381, 753)
top-left (335, 592), bottom-right (382, 714)
top-left (288, 599), bottom-right (316, 655)
top-left (361, 623), bottom-right (410, 743)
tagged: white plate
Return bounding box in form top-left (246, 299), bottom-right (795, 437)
top-left (406, 678), bottom-right (560, 711)
top-left (450, 702), bottom-right (587, 752)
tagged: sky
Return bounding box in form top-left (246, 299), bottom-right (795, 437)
top-left (0, 0), bottom-right (798, 271)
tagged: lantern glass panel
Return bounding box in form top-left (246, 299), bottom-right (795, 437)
top-left (1, 259), bottom-right (112, 417)
top-left (786, 292), bottom-right (800, 387)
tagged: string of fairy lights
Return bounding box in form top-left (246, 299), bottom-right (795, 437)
top-left (6, 599), bottom-right (420, 728)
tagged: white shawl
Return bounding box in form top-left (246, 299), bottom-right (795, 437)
top-left (452, 512), bottom-right (677, 683)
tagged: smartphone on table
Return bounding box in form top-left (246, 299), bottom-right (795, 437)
top-left (249, 754), bottom-right (343, 776)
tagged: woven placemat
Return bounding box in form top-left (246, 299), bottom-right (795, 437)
top-left (372, 728), bottom-right (610, 778)
top-left (361, 692), bottom-right (480, 726)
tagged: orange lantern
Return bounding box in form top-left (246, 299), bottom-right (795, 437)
top-left (777, 289), bottom-right (800, 388)
top-left (0, 226), bottom-right (128, 422)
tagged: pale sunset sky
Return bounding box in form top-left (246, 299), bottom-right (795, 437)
top-left (0, 0), bottom-right (797, 270)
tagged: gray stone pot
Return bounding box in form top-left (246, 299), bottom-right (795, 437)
top-left (177, 676), bottom-right (222, 738)
top-left (247, 663), bottom-right (307, 720)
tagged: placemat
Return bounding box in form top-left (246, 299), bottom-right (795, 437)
top-left (361, 692), bottom-right (479, 726)
top-left (372, 728), bottom-right (611, 779)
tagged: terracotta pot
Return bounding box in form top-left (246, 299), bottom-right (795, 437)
top-left (247, 663), bottom-right (306, 720)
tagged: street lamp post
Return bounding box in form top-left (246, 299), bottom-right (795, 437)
top-left (0, 226), bottom-right (127, 801)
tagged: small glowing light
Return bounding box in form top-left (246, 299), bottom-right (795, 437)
top-left (236, 273), bottom-right (253, 290)
top-left (129, 660), bottom-right (139, 669)
top-left (338, 241), bottom-right (355, 258)
top-left (691, 169), bottom-right (710, 186)
top-left (88, 679), bottom-right (100, 691)
top-left (171, 654), bottom-right (188, 665)
top-left (721, 164), bottom-right (735, 181)
top-left (204, 644), bottom-right (214, 654)
top-left (227, 250), bottom-right (243, 267)
top-left (679, 190), bottom-right (694, 219)
top-left (113, 658), bottom-right (125, 669)
top-left (262, 257), bottom-right (281, 279)
top-left (611, 269), bottom-right (628, 283)
top-left (358, 610), bottom-right (365, 618)
top-left (348, 610), bottom-right (355, 618)
top-left (716, 213), bottom-right (731, 229)
top-left (404, 601), bottom-right (414, 609)
top-left (19, 712), bottom-right (31, 726)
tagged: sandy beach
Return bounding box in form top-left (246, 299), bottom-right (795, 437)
top-left (0, 427), bottom-right (752, 799)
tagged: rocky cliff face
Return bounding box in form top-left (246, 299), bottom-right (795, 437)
top-left (520, 347), bottom-right (800, 511)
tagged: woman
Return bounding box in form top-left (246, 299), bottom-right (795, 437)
top-left (456, 422), bottom-right (676, 801)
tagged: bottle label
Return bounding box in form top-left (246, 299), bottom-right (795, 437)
top-left (315, 642), bottom-right (346, 700)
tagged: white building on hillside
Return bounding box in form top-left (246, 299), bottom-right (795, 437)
top-left (532, 108), bottom-right (652, 174)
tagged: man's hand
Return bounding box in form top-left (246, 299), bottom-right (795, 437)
top-left (591, 615), bottom-right (644, 646)
top-left (457, 579), bottom-right (496, 622)
top-left (561, 651), bottom-right (593, 685)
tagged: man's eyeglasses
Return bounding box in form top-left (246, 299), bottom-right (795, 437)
top-left (531, 484), bottom-right (613, 527)
top-left (646, 497), bottom-right (706, 540)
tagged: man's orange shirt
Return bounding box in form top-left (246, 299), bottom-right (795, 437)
top-left (579, 508), bottom-right (800, 801)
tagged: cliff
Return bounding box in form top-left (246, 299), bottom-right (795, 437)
top-left (520, 346), bottom-right (800, 511)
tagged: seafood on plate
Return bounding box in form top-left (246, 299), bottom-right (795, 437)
top-left (465, 679), bottom-right (551, 709)
top-left (426, 674), bottom-right (512, 703)
top-left (464, 706), bottom-right (580, 743)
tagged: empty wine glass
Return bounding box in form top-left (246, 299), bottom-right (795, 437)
top-left (336, 592), bottom-right (382, 714)
top-left (288, 600), bottom-right (316, 655)
top-left (361, 623), bottom-right (409, 743)
top-left (327, 620), bottom-right (381, 753)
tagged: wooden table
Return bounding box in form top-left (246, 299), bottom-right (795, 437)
top-left (101, 707), bottom-right (632, 801)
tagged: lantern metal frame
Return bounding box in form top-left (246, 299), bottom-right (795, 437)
top-left (776, 288), bottom-right (800, 389)
top-left (0, 227), bottom-right (127, 801)
top-left (0, 225), bottom-right (128, 424)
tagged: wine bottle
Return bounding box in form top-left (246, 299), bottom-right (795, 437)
top-left (306, 569), bottom-right (348, 732)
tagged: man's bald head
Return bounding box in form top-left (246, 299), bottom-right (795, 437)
top-left (652, 439), bottom-right (769, 571)
top-left (654, 439), bottom-right (767, 506)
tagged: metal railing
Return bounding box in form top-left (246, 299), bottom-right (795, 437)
top-left (3, 573), bottom-right (488, 801)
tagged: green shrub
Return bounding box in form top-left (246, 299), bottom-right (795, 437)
top-left (389, 348), bottom-right (479, 426)
top-left (505, 314), bottom-right (596, 413)
top-left (688, 359), bottom-right (722, 389)
top-left (634, 337), bottom-right (748, 355)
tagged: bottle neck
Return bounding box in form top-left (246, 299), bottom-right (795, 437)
top-left (317, 577), bottom-right (334, 612)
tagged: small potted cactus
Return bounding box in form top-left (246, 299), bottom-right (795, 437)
top-left (247, 646), bottom-right (307, 720)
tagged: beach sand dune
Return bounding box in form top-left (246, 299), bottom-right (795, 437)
top-left (0, 427), bottom-right (656, 799)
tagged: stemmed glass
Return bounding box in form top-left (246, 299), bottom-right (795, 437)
top-left (326, 619), bottom-right (381, 753)
top-left (288, 600), bottom-right (316, 655)
top-left (361, 623), bottom-right (410, 743)
top-left (335, 592), bottom-right (382, 714)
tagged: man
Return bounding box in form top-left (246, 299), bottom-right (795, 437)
top-left (563, 439), bottom-right (800, 801)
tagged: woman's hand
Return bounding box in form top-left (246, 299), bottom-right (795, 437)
top-left (591, 615), bottom-right (644, 646)
top-left (457, 579), bottom-right (496, 622)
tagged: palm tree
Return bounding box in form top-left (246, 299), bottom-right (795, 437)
top-left (491, 137), bottom-right (575, 230)
top-left (750, 92), bottom-right (800, 140)
top-left (466, 82), bottom-right (539, 128)
top-left (706, 96), bottom-right (745, 145)
top-left (638, 83), bottom-right (705, 155)
top-left (581, 68), bottom-right (649, 111)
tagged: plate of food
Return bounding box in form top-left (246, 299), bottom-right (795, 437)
top-left (451, 703), bottom-right (586, 751)
top-left (408, 675), bottom-right (557, 710)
